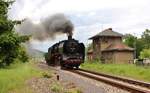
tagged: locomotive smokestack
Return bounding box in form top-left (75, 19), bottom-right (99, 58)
top-left (68, 35), bottom-right (72, 40)
top-left (67, 31), bottom-right (72, 40)
top-left (66, 25), bottom-right (73, 40)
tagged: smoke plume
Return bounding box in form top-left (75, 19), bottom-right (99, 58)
top-left (17, 13), bottom-right (74, 40)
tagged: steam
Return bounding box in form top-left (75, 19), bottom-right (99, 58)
top-left (17, 13), bottom-right (74, 41)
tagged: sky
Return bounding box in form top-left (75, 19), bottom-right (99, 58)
top-left (9, 0), bottom-right (150, 52)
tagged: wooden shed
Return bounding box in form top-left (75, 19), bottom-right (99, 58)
top-left (101, 43), bottom-right (134, 64)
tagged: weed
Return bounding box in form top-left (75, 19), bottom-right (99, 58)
top-left (42, 71), bottom-right (52, 78)
top-left (50, 82), bottom-right (63, 93)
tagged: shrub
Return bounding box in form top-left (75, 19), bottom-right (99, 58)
top-left (140, 49), bottom-right (150, 59)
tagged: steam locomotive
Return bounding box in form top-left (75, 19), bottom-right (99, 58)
top-left (45, 35), bottom-right (85, 69)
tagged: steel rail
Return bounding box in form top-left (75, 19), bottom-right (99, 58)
top-left (79, 69), bottom-right (150, 89)
top-left (69, 69), bottom-right (150, 93)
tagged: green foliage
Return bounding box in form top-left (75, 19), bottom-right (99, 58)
top-left (17, 46), bottom-right (29, 63)
top-left (141, 29), bottom-right (150, 49)
top-left (42, 71), bottom-right (52, 78)
top-left (50, 82), bottom-right (63, 93)
top-left (124, 34), bottom-right (137, 48)
top-left (81, 62), bottom-right (150, 82)
top-left (123, 31), bottom-right (149, 58)
top-left (0, 0), bottom-right (29, 67)
top-left (140, 49), bottom-right (150, 59)
top-left (135, 39), bottom-right (145, 58)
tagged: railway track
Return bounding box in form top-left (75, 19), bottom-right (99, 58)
top-left (69, 69), bottom-right (150, 93)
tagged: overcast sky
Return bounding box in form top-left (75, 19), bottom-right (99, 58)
top-left (9, 0), bottom-right (150, 52)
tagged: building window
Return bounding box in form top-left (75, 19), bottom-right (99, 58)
top-left (102, 38), bottom-right (108, 43)
top-left (104, 39), bottom-right (108, 43)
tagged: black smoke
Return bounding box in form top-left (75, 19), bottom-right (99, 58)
top-left (16, 13), bottom-right (74, 41)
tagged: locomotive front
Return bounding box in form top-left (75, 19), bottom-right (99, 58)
top-left (61, 35), bottom-right (85, 69)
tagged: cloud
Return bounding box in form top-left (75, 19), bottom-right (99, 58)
top-left (8, 0), bottom-right (150, 51)
top-left (9, 0), bottom-right (150, 20)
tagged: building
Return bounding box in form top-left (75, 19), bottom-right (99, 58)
top-left (88, 28), bottom-right (134, 64)
top-left (87, 49), bottom-right (93, 61)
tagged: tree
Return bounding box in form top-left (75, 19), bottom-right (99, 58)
top-left (141, 29), bottom-right (150, 49)
top-left (0, 0), bottom-right (29, 67)
top-left (136, 39), bottom-right (145, 58)
top-left (123, 34), bottom-right (144, 58)
top-left (124, 34), bottom-right (137, 48)
top-left (140, 49), bottom-right (150, 59)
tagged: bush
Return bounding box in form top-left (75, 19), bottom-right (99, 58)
top-left (140, 49), bottom-right (150, 59)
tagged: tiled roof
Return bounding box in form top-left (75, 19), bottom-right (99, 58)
top-left (102, 43), bottom-right (134, 52)
top-left (89, 28), bottom-right (123, 39)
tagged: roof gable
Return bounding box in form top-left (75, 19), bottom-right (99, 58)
top-left (102, 43), bottom-right (134, 52)
top-left (90, 28), bottom-right (123, 39)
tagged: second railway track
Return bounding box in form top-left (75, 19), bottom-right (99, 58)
top-left (69, 69), bottom-right (150, 93)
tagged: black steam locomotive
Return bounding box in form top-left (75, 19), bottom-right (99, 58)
top-left (45, 36), bottom-right (85, 69)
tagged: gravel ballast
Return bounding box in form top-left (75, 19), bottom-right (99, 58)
top-left (27, 62), bottom-right (130, 93)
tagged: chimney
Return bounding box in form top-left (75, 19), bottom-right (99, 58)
top-left (108, 28), bottom-right (112, 30)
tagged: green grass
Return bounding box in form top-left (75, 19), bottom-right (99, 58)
top-left (0, 61), bottom-right (43, 93)
top-left (81, 61), bottom-right (150, 82)
top-left (50, 82), bottom-right (82, 93)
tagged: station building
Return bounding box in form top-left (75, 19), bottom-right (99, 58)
top-left (88, 28), bottom-right (134, 64)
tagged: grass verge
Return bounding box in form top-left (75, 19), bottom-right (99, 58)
top-left (0, 61), bottom-right (43, 93)
top-left (81, 61), bottom-right (150, 82)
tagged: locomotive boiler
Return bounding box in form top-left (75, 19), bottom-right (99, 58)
top-left (45, 35), bottom-right (85, 69)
